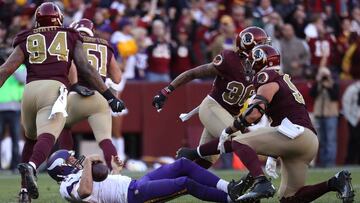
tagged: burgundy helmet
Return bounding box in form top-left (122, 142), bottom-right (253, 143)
top-left (70, 18), bottom-right (95, 37)
top-left (235, 26), bottom-right (270, 56)
top-left (35, 2), bottom-right (63, 28)
top-left (249, 44), bottom-right (280, 73)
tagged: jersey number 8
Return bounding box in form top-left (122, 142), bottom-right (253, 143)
top-left (26, 32), bottom-right (69, 64)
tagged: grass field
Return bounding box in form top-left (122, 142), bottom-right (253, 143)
top-left (0, 167), bottom-right (358, 203)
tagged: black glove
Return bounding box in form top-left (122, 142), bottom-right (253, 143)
top-left (152, 85), bottom-right (175, 111)
top-left (70, 83), bottom-right (95, 97)
top-left (102, 89), bottom-right (126, 113)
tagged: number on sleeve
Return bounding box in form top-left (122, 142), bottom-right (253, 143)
top-left (283, 74), bottom-right (305, 104)
top-left (26, 32), bottom-right (69, 63)
top-left (83, 43), bottom-right (108, 77)
top-left (26, 34), bottom-right (47, 64)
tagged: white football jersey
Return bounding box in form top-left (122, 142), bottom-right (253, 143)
top-left (60, 171), bottom-right (132, 203)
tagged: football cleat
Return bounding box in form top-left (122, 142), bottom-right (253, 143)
top-left (236, 176), bottom-right (276, 203)
top-left (228, 173), bottom-right (255, 201)
top-left (18, 189), bottom-right (31, 203)
top-left (175, 148), bottom-right (199, 161)
top-left (18, 163), bottom-right (38, 199)
top-left (329, 170), bottom-right (355, 203)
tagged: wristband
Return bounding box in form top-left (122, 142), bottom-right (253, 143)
top-left (161, 85), bottom-right (175, 95)
top-left (101, 89), bottom-right (114, 101)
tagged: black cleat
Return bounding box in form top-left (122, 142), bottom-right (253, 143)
top-left (236, 176), bottom-right (276, 203)
top-left (18, 189), bottom-right (31, 203)
top-left (329, 170), bottom-right (355, 203)
top-left (18, 163), bottom-right (38, 199)
top-left (175, 147), bottom-right (199, 161)
top-left (228, 173), bottom-right (255, 201)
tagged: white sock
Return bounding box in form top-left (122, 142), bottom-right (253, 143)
top-left (28, 162), bottom-right (36, 170)
top-left (20, 188), bottom-right (27, 192)
top-left (112, 137), bottom-right (125, 160)
top-left (216, 179), bottom-right (229, 193)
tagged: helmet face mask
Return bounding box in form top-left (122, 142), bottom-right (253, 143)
top-left (35, 2), bottom-right (63, 28)
top-left (47, 150), bottom-right (85, 182)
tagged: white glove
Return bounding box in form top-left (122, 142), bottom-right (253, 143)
top-left (217, 129), bottom-right (230, 154)
top-left (265, 157), bottom-right (279, 179)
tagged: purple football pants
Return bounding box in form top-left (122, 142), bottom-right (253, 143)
top-left (127, 158), bottom-right (228, 202)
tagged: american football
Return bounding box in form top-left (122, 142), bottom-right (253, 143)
top-left (1, 1), bottom-right (360, 203)
top-left (92, 162), bottom-right (108, 182)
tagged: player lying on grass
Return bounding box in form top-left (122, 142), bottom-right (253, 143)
top-left (177, 45), bottom-right (355, 203)
top-left (47, 150), bottom-right (252, 203)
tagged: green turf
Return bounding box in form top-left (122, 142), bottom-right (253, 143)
top-left (0, 167), bottom-right (358, 203)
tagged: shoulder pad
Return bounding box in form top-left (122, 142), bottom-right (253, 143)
top-left (254, 68), bottom-right (281, 88)
top-left (12, 29), bottom-right (32, 48)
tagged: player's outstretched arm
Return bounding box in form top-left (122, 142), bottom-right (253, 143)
top-left (152, 63), bottom-right (220, 110)
top-left (73, 41), bottom-right (125, 112)
top-left (77, 156), bottom-right (95, 199)
top-left (0, 46), bottom-right (24, 87)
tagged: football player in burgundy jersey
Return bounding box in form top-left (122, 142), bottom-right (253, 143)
top-left (0, 3), bottom-right (125, 202)
top-left (153, 27), bottom-right (270, 169)
top-left (56, 18), bottom-right (122, 170)
top-left (178, 45), bottom-right (354, 203)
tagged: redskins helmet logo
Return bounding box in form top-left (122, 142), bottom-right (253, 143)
top-left (241, 32), bottom-right (254, 46)
top-left (252, 48), bottom-right (266, 64)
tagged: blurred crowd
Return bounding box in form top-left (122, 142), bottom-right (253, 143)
top-left (1, 0), bottom-right (360, 81)
top-left (1, 0), bottom-right (360, 169)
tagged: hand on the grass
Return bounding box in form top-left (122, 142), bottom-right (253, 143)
top-left (265, 157), bottom-right (279, 179)
top-left (111, 155), bottom-right (124, 174)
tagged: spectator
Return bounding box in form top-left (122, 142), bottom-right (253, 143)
top-left (335, 18), bottom-right (353, 73)
top-left (232, 5), bottom-right (248, 33)
top-left (264, 12), bottom-right (283, 51)
top-left (289, 4), bottom-right (307, 39)
top-left (274, 0), bottom-right (297, 22)
top-left (208, 15), bottom-right (236, 59)
top-left (170, 28), bottom-right (197, 79)
top-left (307, 23), bottom-right (337, 77)
top-left (132, 27), bottom-right (152, 79)
top-left (280, 24), bottom-right (310, 79)
top-left (342, 32), bottom-right (360, 79)
top-left (350, 7), bottom-right (360, 35)
top-left (253, 0), bottom-right (274, 18)
top-left (146, 20), bottom-right (172, 82)
top-left (0, 58), bottom-right (26, 171)
top-left (342, 81), bottom-right (360, 165)
top-left (310, 68), bottom-right (339, 167)
top-left (323, 5), bottom-right (341, 35)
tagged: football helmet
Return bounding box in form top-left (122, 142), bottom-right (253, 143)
top-left (47, 150), bottom-right (84, 182)
top-left (35, 2), bottom-right (63, 28)
top-left (235, 26), bottom-right (270, 56)
top-left (70, 18), bottom-right (95, 37)
top-left (249, 45), bottom-right (280, 73)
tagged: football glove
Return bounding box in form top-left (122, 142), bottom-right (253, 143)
top-left (152, 85), bottom-right (175, 111)
top-left (265, 157), bottom-right (279, 179)
top-left (218, 129), bottom-right (230, 154)
top-left (102, 89), bottom-right (126, 113)
top-left (70, 83), bottom-right (94, 97)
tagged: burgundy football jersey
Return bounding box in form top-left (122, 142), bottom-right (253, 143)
top-left (77, 35), bottom-right (114, 89)
top-left (13, 27), bottom-right (81, 87)
top-left (209, 50), bottom-right (254, 115)
top-left (307, 35), bottom-right (336, 68)
top-left (253, 68), bottom-right (316, 133)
